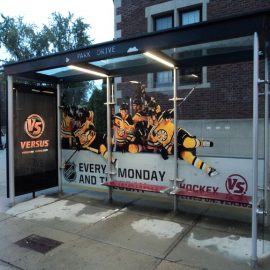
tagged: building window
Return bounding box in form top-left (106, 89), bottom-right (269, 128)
top-left (180, 67), bottom-right (202, 85)
top-left (154, 14), bottom-right (173, 31)
top-left (154, 14), bottom-right (173, 88)
top-left (155, 70), bottom-right (173, 88)
top-left (146, 1), bottom-right (209, 90)
top-left (180, 8), bottom-right (201, 26)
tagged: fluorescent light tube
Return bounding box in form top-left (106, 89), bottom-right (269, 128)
top-left (144, 52), bottom-right (174, 68)
top-left (69, 65), bottom-right (108, 77)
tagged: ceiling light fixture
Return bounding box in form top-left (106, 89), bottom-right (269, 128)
top-left (42, 90), bottom-right (54, 94)
top-left (68, 65), bottom-right (108, 77)
top-left (144, 52), bottom-right (175, 68)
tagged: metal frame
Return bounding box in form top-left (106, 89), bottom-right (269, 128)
top-left (7, 75), bottom-right (15, 205)
top-left (106, 77), bottom-right (113, 201)
top-left (264, 42), bottom-right (269, 225)
top-left (3, 9), bottom-right (270, 268)
top-left (251, 31), bottom-right (259, 268)
top-left (57, 84), bottom-right (62, 193)
top-left (173, 67), bottom-right (179, 213)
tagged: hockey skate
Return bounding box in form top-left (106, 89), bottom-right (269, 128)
top-left (208, 167), bottom-right (219, 177)
top-left (201, 140), bottom-right (214, 147)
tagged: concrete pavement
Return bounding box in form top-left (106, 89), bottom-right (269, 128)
top-left (0, 147), bottom-right (270, 270)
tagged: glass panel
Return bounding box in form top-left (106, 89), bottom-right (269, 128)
top-left (90, 54), bottom-right (148, 70)
top-left (155, 71), bottom-right (173, 87)
top-left (182, 10), bottom-right (200, 25)
top-left (38, 67), bottom-right (80, 78)
top-left (162, 36), bottom-right (254, 61)
top-left (155, 15), bottom-right (173, 31)
top-left (60, 80), bottom-right (106, 148)
top-left (114, 71), bottom-right (173, 155)
top-left (177, 61), bottom-right (255, 159)
top-left (179, 67), bottom-right (202, 85)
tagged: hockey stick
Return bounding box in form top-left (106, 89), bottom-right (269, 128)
top-left (178, 86), bottom-right (196, 107)
top-left (61, 148), bottom-right (79, 169)
top-left (66, 148), bottom-right (79, 163)
top-left (178, 73), bottom-right (200, 107)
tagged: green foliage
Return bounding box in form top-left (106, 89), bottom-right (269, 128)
top-left (43, 12), bottom-right (92, 53)
top-left (0, 12), bottom-right (92, 62)
top-left (0, 12), bottom-right (94, 106)
top-left (0, 15), bottom-right (36, 61)
top-left (62, 81), bottom-right (95, 107)
top-left (88, 85), bottom-right (107, 133)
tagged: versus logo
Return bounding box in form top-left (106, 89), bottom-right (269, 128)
top-left (64, 162), bottom-right (76, 183)
top-left (21, 114), bottom-right (49, 153)
top-left (225, 174), bottom-right (248, 195)
top-left (24, 114), bottom-right (45, 139)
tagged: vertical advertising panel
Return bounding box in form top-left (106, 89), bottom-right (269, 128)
top-left (14, 84), bottom-right (57, 196)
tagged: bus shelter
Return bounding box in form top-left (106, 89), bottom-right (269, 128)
top-left (4, 8), bottom-right (270, 267)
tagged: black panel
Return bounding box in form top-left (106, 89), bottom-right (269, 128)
top-left (13, 84), bottom-right (58, 196)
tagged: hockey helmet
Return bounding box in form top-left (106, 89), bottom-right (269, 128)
top-left (148, 98), bottom-right (157, 110)
top-left (120, 103), bottom-right (129, 110)
top-left (163, 109), bottom-right (174, 119)
top-left (132, 97), bottom-right (142, 106)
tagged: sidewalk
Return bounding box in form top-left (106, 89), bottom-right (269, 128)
top-left (0, 148), bottom-right (270, 270)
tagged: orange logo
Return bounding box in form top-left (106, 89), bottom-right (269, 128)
top-left (24, 114), bottom-right (45, 139)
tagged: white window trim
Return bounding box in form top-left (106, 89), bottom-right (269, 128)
top-left (114, 0), bottom-right (122, 39)
top-left (145, 0), bottom-right (210, 90)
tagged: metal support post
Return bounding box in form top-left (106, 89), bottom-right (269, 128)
top-left (251, 32), bottom-right (259, 269)
top-left (106, 77), bottom-right (113, 201)
top-left (173, 67), bottom-right (178, 213)
top-left (0, 82), bottom-right (3, 149)
top-left (7, 75), bottom-right (15, 205)
top-left (57, 84), bottom-right (63, 193)
top-left (264, 42), bottom-right (269, 226)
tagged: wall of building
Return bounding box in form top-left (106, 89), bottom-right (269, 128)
top-left (115, 0), bottom-right (270, 38)
top-left (207, 0), bottom-right (270, 20)
top-left (114, 0), bottom-right (269, 158)
top-left (114, 0), bottom-right (270, 119)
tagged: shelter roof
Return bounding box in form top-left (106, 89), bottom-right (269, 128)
top-left (4, 8), bottom-right (270, 83)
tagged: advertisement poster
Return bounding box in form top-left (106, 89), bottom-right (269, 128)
top-left (60, 83), bottom-right (263, 208)
top-left (13, 85), bottom-right (57, 196)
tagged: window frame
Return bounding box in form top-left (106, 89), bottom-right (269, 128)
top-left (153, 12), bottom-right (174, 32)
top-left (179, 6), bottom-right (202, 26)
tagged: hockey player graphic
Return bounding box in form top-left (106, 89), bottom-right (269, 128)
top-left (176, 127), bottom-right (218, 177)
top-left (74, 110), bottom-right (116, 163)
top-left (147, 109), bottom-right (219, 177)
top-left (130, 98), bottom-right (149, 153)
top-left (113, 103), bottom-right (135, 152)
top-left (61, 106), bottom-right (75, 149)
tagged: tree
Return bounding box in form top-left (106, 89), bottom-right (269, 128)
top-left (0, 12), bottom-right (94, 105)
top-left (0, 12), bottom-right (92, 62)
top-left (61, 81), bottom-right (95, 107)
top-left (41, 12), bottom-right (92, 54)
top-left (0, 15), bottom-right (37, 61)
top-left (88, 85), bottom-right (107, 133)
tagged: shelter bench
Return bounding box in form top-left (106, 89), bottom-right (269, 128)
top-left (102, 180), bottom-right (171, 193)
top-left (102, 180), bottom-right (253, 207)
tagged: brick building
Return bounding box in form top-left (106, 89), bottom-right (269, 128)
top-left (113, 0), bottom-right (270, 158)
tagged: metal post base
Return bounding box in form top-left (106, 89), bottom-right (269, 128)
top-left (108, 187), bottom-right (113, 203)
top-left (173, 195), bottom-right (178, 214)
top-left (250, 257), bottom-right (258, 269)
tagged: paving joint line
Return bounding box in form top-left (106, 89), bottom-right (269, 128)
top-left (0, 258), bottom-right (24, 270)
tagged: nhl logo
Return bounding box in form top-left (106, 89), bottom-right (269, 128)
top-left (64, 162), bottom-right (76, 183)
